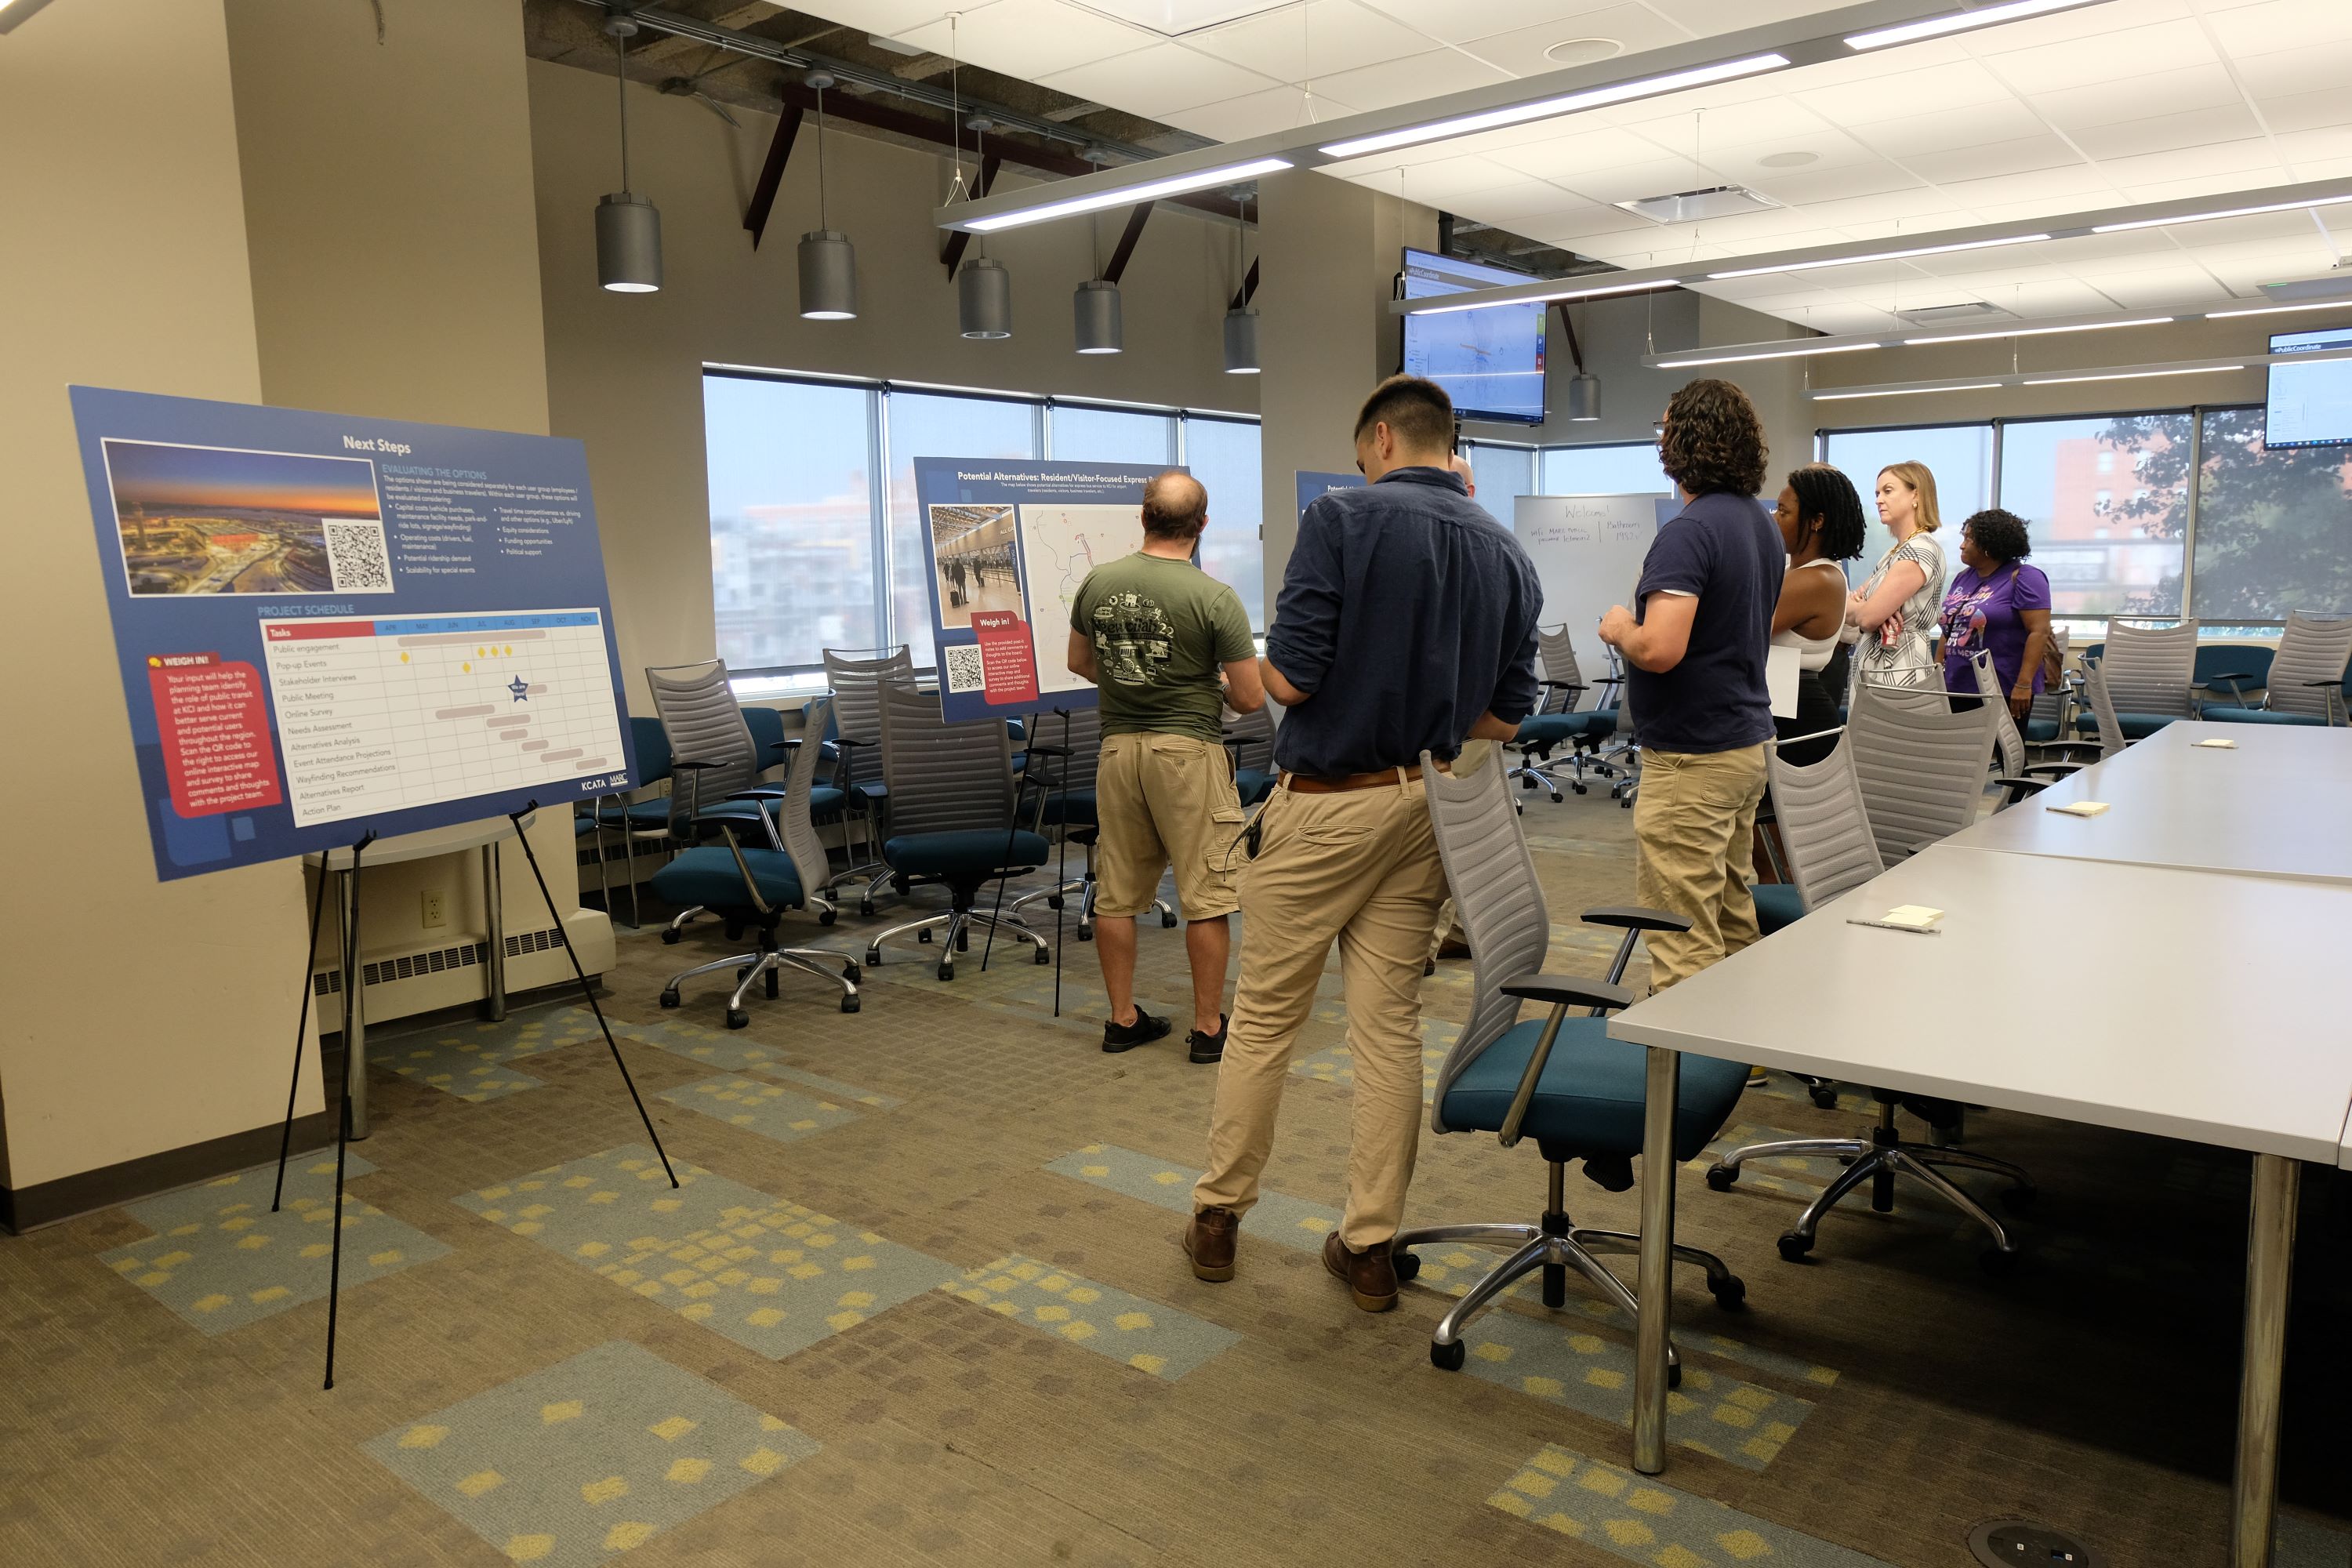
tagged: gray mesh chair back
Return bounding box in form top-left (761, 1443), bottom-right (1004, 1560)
top-left (822, 646), bottom-right (914, 748)
top-left (1766, 735), bottom-right (1885, 915)
top-left (1970, 650), bottom-right (2026, 777)
top-left (1222, 702), bottom-right (1276, 768)
top-left (1537, 626), bottom-right (1588, 714)
top-left (1421, 747), bottom-right (1552, 1132)
top-left (2269, 612), bottom-right (2352, 721)
top-left (2099, 619), bottom-right (2198, 718)
top-left (877, 681), bottom-right (1017, 837)
top-left (779, 698), bottom-right (837, 898)
top-left (1846, 679), bottom-right (1999, 864)
top-left (1034, 705), bottom-right (1105, 793)
top-left (645, 660), bottom-right (761, 832)
top-left (2028, 628), bottom-right (2071, 735)
top-left (2082, 659), bottom-right (2125, 759)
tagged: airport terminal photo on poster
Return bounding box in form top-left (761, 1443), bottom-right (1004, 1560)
top-left (69, 386), bottom-right (635, 881)
top-left (913, 456), bottom-right (1171, 723)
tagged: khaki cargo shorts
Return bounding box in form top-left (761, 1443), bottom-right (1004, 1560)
top-left (1094, 731), bottom-right (1247, 920)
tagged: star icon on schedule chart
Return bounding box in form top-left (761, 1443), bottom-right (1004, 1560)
top-left (507, 675), bottom-right (529, 702)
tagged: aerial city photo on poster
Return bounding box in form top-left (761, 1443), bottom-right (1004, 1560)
top-left (105, 438), bottom-right (392, 597)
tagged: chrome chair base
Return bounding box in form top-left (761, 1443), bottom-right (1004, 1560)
top-left (659, 942), bottom-right (861, 1023)
top-left (863, 908), bottom-right (1050, 980)
top-left (1507, 760), bottom-right (1566, 804)
top-left (1008, 872), bottom-right (1175, 939)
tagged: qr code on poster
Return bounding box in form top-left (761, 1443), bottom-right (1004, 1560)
top-left (942, 643), bottom-right (987, 694)
top-left (324, 521), bottom-right (394, 593)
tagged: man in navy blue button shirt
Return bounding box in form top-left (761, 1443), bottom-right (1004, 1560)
top-left (1185, 376), bottom-right (1543, 1315)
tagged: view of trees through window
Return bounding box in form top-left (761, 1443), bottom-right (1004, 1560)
top-left (2187, 407), bottom-right (2352, 620)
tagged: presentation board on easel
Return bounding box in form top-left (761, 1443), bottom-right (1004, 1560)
top-left (1512, 494), bottom-right (1673, 656)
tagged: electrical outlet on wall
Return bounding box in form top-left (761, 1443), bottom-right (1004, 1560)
top-left (421, 890), bottom-right (448, 929)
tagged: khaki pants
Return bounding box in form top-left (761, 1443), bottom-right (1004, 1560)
top-left (1193, 777), bottom-right (1448, 1249)
top-left (1632, 745), bottom-right (1768, 990)
top-left (1094, 732), bottom-right (1244, 920)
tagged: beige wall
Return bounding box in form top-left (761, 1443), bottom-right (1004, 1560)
top-left (0, 0), bottom-right (312, 1190)
top-left (526, 57), bottom-right (1252, 707)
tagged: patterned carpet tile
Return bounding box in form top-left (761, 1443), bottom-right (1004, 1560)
top-left (102, 1153), bottom-right (449, 1334)
top-left (938, 1254), bottom-right (1240, 1382)
top-left (1490, 1443), bottom-right (1892, 1566)
top-left (653, 1075), bottom-right (862, 1145)
top-left (364, 1339), bottom-right (818, 1568)
top-left (452, 1146), bottom-right (942, 1359)
top-left (374, 1006), bottom-right (612, 1102)
top-left (1044, 1144), bottom-right (1342, 1250)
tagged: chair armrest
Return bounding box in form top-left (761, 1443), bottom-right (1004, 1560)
top-left (1501, 975), bottom-right (1636, 1012)
top-left (672, 759), bottom-right (723, 771)
top-left (2306, 679), bottom-right (2344, 687)
top-left (1025, 742), bottom-right (1073, 757)
top-left (2202, 670), bottom-right (2254, 685)
top-left (1580, 906), bottom-right (1694, 935)
top-left (721, 789), bottom-right (786, 802)
top-left (2023, 761), bottom-right (2084, 778)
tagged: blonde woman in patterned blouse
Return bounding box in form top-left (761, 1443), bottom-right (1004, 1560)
top-left (1845, 460), bottom-right (1947, 690)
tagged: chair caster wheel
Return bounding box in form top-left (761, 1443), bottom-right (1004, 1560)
top-left (891, 876), bottom-right (911, 895)
top-left (1980, 1247), bottom-right (2019, 1279)
top-left (1809, 1083), bottom-right (1840, 1109)
top-left (659, 988), bottom-right (681, 1009)
top-left (1704, 1164), bottom-right (1737, 1192)
top-left (1077, 927), bottom-right (1092, 942)
top-left (1571, 784), bottom-right (1588, 796)
top-left (842, 963), bottom-right (862, 984)
top-left (858, 900), bottom-right (876, 917)
top-left (1711, 1275), bottom-right (1748, 1311)
top-left (936, 962), bottom-right (954, 982)
top-left (1776, 1232), bottom-right (1814, 1263)
top-left (1514, 802), bottom-right (1524, 816)
top-left (1430, 1338), bottom-right (1466, 1371)
top-left (1392, 1250), bottom-right (1421, 1283)
top-left (1424, 959), bottom-right (1436, 977)
top-left (918, 928), bottom-right (933, 943)
top-left (1519, 776), bottom-right (1537, 790)
top-left (660, 927), bottom-right (682, 946)
top-left (725, 1009), bottom-right (749, 1030)
top-left (735, 966), bottom-right (753, 982)
top-left (864, 949), bottom-right (882, 966)
top-left (1160, 912), bottom-right (1178, 929)
top-left (1999, 1185), bottom-right (2037, 1214)
top-left (818, 908), bottom-right (837, 927)
top-left (1047, 895), bottom-right (1063, 910)
top-left (1033, 946), bottom-right (1050, 965)
top-left (724, 922), bottom-right (744, 942)
top-left (955, 928), bottom-right (970, 952)
top-left (1668, 1361), bottom-right (1682, 1391)
top-left (839, 995), bottom-right (860, 1014)
top-left (1549, 793), bottom-right (1563, 804)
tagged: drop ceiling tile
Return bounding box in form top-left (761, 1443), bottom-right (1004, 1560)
top-left (1641, 0), bottom-right (1873, 27)
top-left (1036, 42), bottom-right (1285, 118)
top-left (1962, 0), bottom-right (2192, 56)
top-left (1926, 162), bottom-right (2118, 212)
top-left (2074, 105), bottom-right (2266, 162)
top-left (1553, 156), bottom-right (1730, 205)
top-left (1617, 97), bottom-right (1842, 151)
top-left (1976, 20), bottom-right (2216, 96)
top-left (1786, 185), bottom-right (1982, 230)
top-left (1846, 100), bottom-right (2053, 162)
top-left (2115, 169), bottom-right (2310, 205)
top-left (1512, 201), bottom-right (1661, 241)
top-left (1485, 126), bottom-right (1679, 179)
top-left (2077, 268), bottom-right (2230, 307)
top-left (1307, 45), bottom-right (1512, 112)
top-left (2100, 137), bottom-right (2285, 189)
top-left (1185, 1), bottom-right (1439, 82)
top-left (1901, 134), bottom-right (2085, 185)
top-left (889, 0), bottom-right (1156, 77)
top-left (2027, 65), bottom-right (2244, 132)
top-left (1385, 153), bottom-right (1532, 200)
top-left (2205, 0), bottom-right (2352, 56)
top-left (1678, 205), bottom-right (1852, 245)
top-left (1452, 7), bottom-right (1683, 78)
top-left (2276, 128), bottom-right (2352, 168)
top-left (814, 0), bottom-right (1001, 41)
top-left (1436, 178), bottom-right (1588, 223)
top-left (1159, 83), bottom-right (1344, 140)
top-left (1744, 161), bottom-right (1928, 207)
top-left (1791, 60), bottom-right (2016, 128)
top-left (2256, 87), bottom-right (2352, 137)
top-left (2229, 42), bottom-right (2352, 103)
top-left (1349, 0), bottom-right (1650, 49)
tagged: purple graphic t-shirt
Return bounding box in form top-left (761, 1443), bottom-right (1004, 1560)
top-left (1940, 561), bottom-right (2053, 697)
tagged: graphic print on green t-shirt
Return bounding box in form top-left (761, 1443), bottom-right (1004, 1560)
top-left (1070, 552), bottom-right (1254, 744)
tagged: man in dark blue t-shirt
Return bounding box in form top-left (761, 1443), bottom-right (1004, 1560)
top-left (1599, 379), bottom-right (1784, 990)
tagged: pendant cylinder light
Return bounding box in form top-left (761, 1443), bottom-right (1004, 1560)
top-left (960, 256), bottom-right (1012, 339)
top-left (1074, 279), bottom-right (1122, 354)
top-left (797, 72), bottom-right (857, 320)
top-left (1223, 307), bottom-right (1260, 374)
top-left (596, 16), bottom-right (661, 293)
top-left (1567, 372), bottom-right (1601, 421)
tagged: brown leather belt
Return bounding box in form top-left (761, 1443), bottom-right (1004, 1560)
top-left (1282, 761), bottom-right (1449, 794)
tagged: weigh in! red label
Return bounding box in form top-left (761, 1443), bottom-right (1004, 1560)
top-left (969, 610), bottom-right (1040, 706)
top-left (147, 652), bottom-right (284, 818)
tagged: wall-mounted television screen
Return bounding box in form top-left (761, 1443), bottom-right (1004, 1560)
top-left (2264, 324), bottom-right (2352, 450)
top-left (1400, 249), bottom-right (1547, 426)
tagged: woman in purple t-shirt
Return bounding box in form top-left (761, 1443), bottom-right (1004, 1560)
top-left (1940, 507), bottom-right (2056, 720)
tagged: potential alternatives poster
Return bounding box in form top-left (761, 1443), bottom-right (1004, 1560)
top-left (70, 386), bottom-right (634, 880)
top-left (913, 457), bottom-right (1170, 722)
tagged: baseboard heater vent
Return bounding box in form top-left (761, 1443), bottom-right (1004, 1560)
top-left (311, 927), bottom-right (563, 996)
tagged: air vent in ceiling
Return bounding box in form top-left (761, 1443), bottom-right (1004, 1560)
top-left (1613, 186), bottom-right (1780, 226)
top-left (1896, 301), bottom-right (2013, 326)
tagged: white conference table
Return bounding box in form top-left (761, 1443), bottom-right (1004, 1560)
top-left (1951, 720), bottom-right (2352, 884)
top-left (1606, 843), bottom-right (2352, 1568)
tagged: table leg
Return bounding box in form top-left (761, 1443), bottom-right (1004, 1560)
top-left (1633, 1044), bottom-right (1679, 1475)
top-left (482, 841), bottom-right (506, 1023)
top-left (342, 867), bottom-right (369, 1142)
top-left (2230, 1152), bottom-right (2299, 1568)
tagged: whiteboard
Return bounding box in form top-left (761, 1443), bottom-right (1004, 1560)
top-left (1512, 493), bottom-right (1670, 661)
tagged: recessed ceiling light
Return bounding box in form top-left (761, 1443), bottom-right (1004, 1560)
top-left (1844, 0), bottom-right (2113, 53)
top-left (1812, 383), bottom-right (2005, 401)
top-left (2024, 366), bottom-right (2246, 387)
top-left (1319, 53), bottom-right (1790, 161)
top-left (1544, 38), bottom-right (1624, 67)
top-left (1757, 151), bottom-right (1818, 169)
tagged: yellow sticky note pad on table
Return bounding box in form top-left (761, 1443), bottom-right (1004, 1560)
top-left (1879, 905), bottom-right (1944, 928)
top-left (2047, 800), bottom-right (2110, 817)
top-left (2193, 738), bottom-right (2238, 749)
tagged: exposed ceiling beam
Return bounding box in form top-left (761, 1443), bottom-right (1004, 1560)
top-left (742, 103), bottom-right (802, 252)
top-left (1102, 205), bottom-right (1152, 286)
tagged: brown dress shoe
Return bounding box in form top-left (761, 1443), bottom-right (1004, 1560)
top-left (1185, 1206), bottom-right (1238, 1283)
top-left (1322, 1232), bottom-right (1398, 1312)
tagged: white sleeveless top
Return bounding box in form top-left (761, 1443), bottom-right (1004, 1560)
top-left (1773, 558), bottom-right (1847, 673)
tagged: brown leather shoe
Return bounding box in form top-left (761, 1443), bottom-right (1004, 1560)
top-left (1322, 1232), bottom-right (1398, 1312)
top-left (1184, 1206), bottom-right (1238, 1283)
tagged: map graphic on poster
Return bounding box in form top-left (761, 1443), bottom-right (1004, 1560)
top-left (912, 458), bottom-right (1171, 722)
top-left (70, 386), bottom-right (634, 880)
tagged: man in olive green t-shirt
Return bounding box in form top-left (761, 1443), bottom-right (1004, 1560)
top-left (1068, 472), bottom-right (1266, 1061)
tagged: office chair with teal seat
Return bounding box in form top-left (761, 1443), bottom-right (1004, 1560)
top-left (862, 681), bottom-right (1052, 980)
top-left (579, 716), bottom-right (677, 927)
top-left (2201, 613), bottom-right (2352, 727)
top-left (821, 646), bottom-right (914, 913)
top-left (2069, 619), bottom-right (2198, 744)
top-left (646, 678), bottom-right (858, 1023)
top-left (1009, 705), bottom-right (1177, 939)
top-left (1388, 746), bottom-right (1748, 1378)
top-left (1507, 626), bottom-right (1618, 803)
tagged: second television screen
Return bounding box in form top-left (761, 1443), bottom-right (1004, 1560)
top-left (1400, 249), bottom-right (1547, 425)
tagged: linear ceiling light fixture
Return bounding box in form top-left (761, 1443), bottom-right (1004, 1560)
top-left (2205, 301), bottom-right (2352, 320)
top-left (2092, 193), bottom-right (2352, 234)
top-left (1812, 382), bottom-right (2005, 401)
top-left (1655, 339), bottom-right (1883, 368)
top-left (1412, 276), bottom-right (1678, 315)
top-left (1318, 54), bottom-right (1789, 161)
top-left (1708, 231), bottom-right (2049, 281)
top-left (1904, 315), bottom-right (2172, 346)
top-left (1843, 0), bottom-right (2111, 52)
top-left (2023, 365), bottom-right (2245, 386)
top-left (964, 158), bottom-right (1293, 234)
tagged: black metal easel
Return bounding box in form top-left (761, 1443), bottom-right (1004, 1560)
top-left (980, 706), bottom-right (1070, 1015)
top-left (270, 804), bottom-right (677, 1390)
